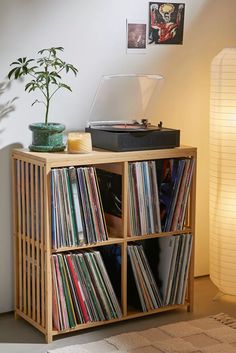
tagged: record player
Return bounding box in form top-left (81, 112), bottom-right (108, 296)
top-left (85, 74), bottom-right (180, 152)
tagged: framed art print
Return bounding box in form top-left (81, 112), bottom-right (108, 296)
top-left (149, 2), bottom-right (185, 45)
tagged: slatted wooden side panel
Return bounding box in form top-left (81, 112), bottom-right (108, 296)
top-left (13, 158), bottom-right (46, 330)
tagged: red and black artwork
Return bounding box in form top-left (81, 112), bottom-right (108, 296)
top-left (149, 2), bottom-right (185, 45)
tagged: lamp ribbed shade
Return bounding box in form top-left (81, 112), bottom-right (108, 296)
top-left (210, 48), bottom-right (236, 295)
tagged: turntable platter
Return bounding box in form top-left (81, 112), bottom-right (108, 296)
top-left (91, 124), bottom-right (160, 132)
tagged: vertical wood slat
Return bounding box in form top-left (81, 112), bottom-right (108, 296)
top-left (35, 166), bottom-right (41, 324)
top-left (40, 166), bottom-right (45, 327)
top-left (25, 163), bottom-right (31, 317)
top-left (31, 164), bottom-right (36, 321)
top-left (121, 162), bottom-right (128, 316)
top-left (121, 242), bottom-right (127, 316)
top-left (17, 160), bottom-right (23, 312)
top-left (12, 159), bottom-right (18, 313)
top-left (21, 161), bottom-right (27, 314)
top-left (45, 165), bottom-right (53, 343)
top-left (122, 162), bottom-right (128, 239)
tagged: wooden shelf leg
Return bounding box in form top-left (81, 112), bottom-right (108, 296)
top-left (46, 333), bottom-right (53, 344)
top-left (14, 311), bottom-right (20, 320)
top-left (187, 302), bottom-right (193, 312)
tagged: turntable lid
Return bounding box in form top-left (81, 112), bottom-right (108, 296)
top-left (88, 74), bottom-right (163, 125)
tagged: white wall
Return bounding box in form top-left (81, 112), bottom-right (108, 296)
top-left (1, 0), bottom-right (236, 312)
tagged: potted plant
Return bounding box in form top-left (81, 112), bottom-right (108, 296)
top-left (8, 46), bottom-right (78, 152)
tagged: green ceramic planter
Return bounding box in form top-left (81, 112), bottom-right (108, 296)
top-left (29, 123), bottom-right (66, 152)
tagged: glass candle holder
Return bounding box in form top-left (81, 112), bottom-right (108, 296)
top-left (67, 132), bottom-right (92, 153)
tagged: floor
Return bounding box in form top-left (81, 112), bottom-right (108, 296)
top-left (0, 276), bottom-right (236, 353)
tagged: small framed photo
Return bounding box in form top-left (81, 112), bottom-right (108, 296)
top-left (126, 19), bottom-right (147, 54)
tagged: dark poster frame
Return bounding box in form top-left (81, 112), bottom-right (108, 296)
top-left (149, 2), bottom-right (185, 45)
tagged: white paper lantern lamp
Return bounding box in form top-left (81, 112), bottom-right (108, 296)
top-left (209, 48), bottom-right (236, 295)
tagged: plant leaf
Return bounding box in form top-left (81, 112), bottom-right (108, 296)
top-left (8, 67), bottom-right (19, 79)
top-left (25, 81), bottom-right (40, 92)
top-left (14, 68), bottom-right (22, 79)
top-left (28, 86), bottom-right (37, 93)
top-left (50, 72), bottom-right (61, 79)
top-left (31, 99), bottom-right (38, 106)
top-left (25, 82), bottom-right (34, 91)
top-left (31, 99), bottom-right (45, 106)
top-left (65, 64), bottom-right (78, 75)
top-left (50, 76), bottom-right (58, 84)
top-left (10, 61), bottom-right (21, 66)
top-left (59, 83), bottom-right (72, 91)
top-left (38, 48), bottom-right (48, 55)
top-left (28, 66), bottom-right (38, 73)
top-left (54, 47), bottom-right (64, 51)
top-left (25, 59), bottom-right (34, 64)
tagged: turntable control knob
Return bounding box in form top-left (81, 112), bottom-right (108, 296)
top-left (141, 119), bottom-right (149, 128)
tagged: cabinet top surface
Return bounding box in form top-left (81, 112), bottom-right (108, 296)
top-left (12, 146), bottom-right (197, 167)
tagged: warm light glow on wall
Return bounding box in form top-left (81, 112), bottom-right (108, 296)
top-left (210, 48), bottom-right (236, 295)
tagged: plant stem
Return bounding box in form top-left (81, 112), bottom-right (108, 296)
top-left (45, 96), bottom-right (50, 125)
top-left (49, 86), bottom-right (61, 100)
top-left (45, 66), bottom-right (50, 125)
top-left (28, 72), bottom-right (47, 99)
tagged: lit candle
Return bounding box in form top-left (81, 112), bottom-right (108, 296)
top-left (67, 132), bottom-right (92, 154)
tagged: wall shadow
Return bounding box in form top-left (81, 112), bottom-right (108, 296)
top-left (0, 80), bottom-right (18, 133)
top-left (0, 143), bottom-right (23, 313)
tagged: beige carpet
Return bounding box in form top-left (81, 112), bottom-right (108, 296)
top-left (48, 313), bottom-right (236, 353)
